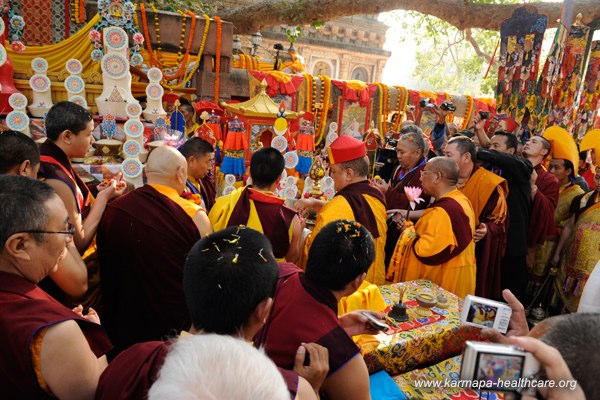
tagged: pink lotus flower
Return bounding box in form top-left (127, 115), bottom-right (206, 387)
top-left (403, 186), bottom-right (424, 210)
top-left (10, 41), bottom-right (25, 53)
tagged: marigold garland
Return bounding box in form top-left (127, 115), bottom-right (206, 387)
top-left (162, 14), bottom-right (210, 90)
top-left (315, 75), bottom-right (331, 146)
top-left (461, 95), bottom-right (474, 130)
top-left (214, 16), bottom-right (222, 103)
top-left (393, 86), bottom-right (409, 132)
top-left (302, 73), bottom-right (313, 112)
top-left (377, 83), bottom-right (388, 135)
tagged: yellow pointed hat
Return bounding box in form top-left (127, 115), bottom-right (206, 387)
top-left (542, 126), bottom-right (579, 176)
top-left (580, 129), bottom-right (600, 158)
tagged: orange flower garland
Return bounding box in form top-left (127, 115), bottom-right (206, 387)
top-left (461, 95), bottom-right (474, 130)
top-left (302, 73), bottom-right (313, 111)
top-left (214, 16), bottom-right (222, 103)
top-left (393, 86), bottom-right (409, 132)
top-left (377, 83), bottom-right (389, 135)
top-left (315, 75), bottom-right (331, 146)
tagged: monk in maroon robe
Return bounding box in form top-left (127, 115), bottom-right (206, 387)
top-left (98, 184), bottom-right (201, 358)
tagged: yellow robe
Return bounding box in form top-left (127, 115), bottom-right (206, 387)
top-left (148, 184), bottom-right (201, 220)
top-left (394, 189), bottom-right (476, 298)
top-left (301, 193), bottom-right (387, 285)
top-left (532, 183), bottom-right (584, 277)
top-left (208, 186), bottom-right (293, 260)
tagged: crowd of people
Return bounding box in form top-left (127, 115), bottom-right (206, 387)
top-left (0, 100), bottom-right (598, 399)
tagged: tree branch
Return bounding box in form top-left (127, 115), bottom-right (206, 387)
top-left (464, 28), bottom-right (492, 64)
top-left (216, 0), bottom-right (600, 35)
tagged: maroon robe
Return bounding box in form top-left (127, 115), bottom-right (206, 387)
top-left (255, 263), bottom-right (359, 376)
top-left (475, 189), bottom-right (507, 298)
top-left (97, 185), bottom-right (201, 358)
top-left (96, 341), bottom-right (171, 400)
top-left (336, 180), bottom-right (386, 238)
top-left (96, 339), bottom-right (299, 400)
top-left (228, 187), bottom-right (298, 259)
top-left (200, 174), bottom-right (216, 212)
top-left (0, 271), bottom-right (111, 398)
top-left (527, 164), bottom-right (559, 247)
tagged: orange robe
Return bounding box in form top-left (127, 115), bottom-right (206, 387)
top-left (389, 189), bottom-right (476, 298)
top-left (459, 167), bottom-right (508, 298)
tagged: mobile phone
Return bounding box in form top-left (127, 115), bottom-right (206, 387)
top-left (496, 113), bottom-right (509, 120)
top-left (360, 311), bottom-right (389, 332)
top-left (460, 341), bottom-right (540, 392)
top-left (460, 295), bottom-right (512, 333)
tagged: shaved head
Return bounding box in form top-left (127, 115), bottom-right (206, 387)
top-left (428, 157), bottom-right (459, 185)
top-left (145, 145), bottom-right (188, 192)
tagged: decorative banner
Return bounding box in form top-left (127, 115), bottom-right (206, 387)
top-left (551, 19), bottom-right (591, 133)
top-left (573, 41), bottom-right (600, 139)
top-left (496, 6), bottom-right (547, 122)
top-left (533, 23), bottom-right (569, 132)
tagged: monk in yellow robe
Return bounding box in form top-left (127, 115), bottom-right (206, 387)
top-left (444, 136), bottom-right (508, 298)
top-left (209, 147), bottom-right (303, 263)
top-left (388, 157), bottom-right (476, 298)
top-left (530, 158), bottom-right (583, 286)
top-left (296, 136), bottom-right (387, 285)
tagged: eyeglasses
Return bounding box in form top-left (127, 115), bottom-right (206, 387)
top-left (15, 224), bottom-right (76, 239)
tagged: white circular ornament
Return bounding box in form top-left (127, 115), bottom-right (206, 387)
top-left (64, 76), bottom-right (85, 94)
top-left (121, 158), bottom-right (143, 179)
top-left (285, 186), bottom-right (298, 200)
top-left (126, 102), bottom-right (143, 118)
top-left (30, 74), bottom-right (51, 92)
top-left (69, 95), bottom-right (88, 108)
top-left (124, 119), bottom-right (144, 138)
top-left (222, 185), bottom-right (235, 195)
top-left (329, 122), bottom-right (338, 132)
top-left (123, 140), bottom-right (141, 157)
top-left (327, 132), bottom-right (338, 144)
top-left (0, 45), bottom-right (6, 68)
top-left (271, 135), bottom-right (288, 152)
top-left (224, 174), bottom-right (236, 186)
top-left (0, 18), bottom-right (5, 36)
top-left (6, 111), bottom-right (30, 131)
top-left (147, 67), bottom-right (163, 82)
top-left (31, 57), bottom-right (48, 73)
top-left (101, 54), bottom-right (128, 79)
top-left (322, 176), bottom-right (334, 188)
top-left (8, 93), bottom-right (28, 110)
top-left (284, 150), bottom-right (299, 168)
top-left (66, 59), bottom-right (83, 75)
top-left (285, 176), bottom-right (298, 186)
top-left (146, 83), bottom-right (164, 100)
top-left (104, 27), bottom-right (128, 51)
top-left (323, 187), bottom-right (335, 199)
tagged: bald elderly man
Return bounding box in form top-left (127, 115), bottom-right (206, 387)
top-left (98, 146), bottom-right (211, 357)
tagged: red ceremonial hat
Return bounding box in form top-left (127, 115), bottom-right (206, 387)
top-left (162, 93), bottom-right (180, 104)
top-left (327, 136), bottom-right (366, 164)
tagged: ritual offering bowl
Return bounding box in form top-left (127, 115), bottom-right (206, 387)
top-left (415, 290), bottom-right (437, 317)
top-left (436, 295), bottom-right (449, 309)
top-left (95, 139), bottom-right (123, 157)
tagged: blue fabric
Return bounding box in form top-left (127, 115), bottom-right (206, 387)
top-left (296, 156), bottom-right (312, 174)
top-left (369, 371), bottom-right (407, 400)
top-left (220, 156), bottom-right (246, 176)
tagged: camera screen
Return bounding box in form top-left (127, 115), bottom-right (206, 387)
top-left (475, 353), bottom-right (524, 388)
top-left (466, 302), bottom-right (498, 327)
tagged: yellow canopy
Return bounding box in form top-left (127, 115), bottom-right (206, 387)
top-left (221, 80), bottom-right (301, 119)
top-left (542, 126), bottom-right (579, 176)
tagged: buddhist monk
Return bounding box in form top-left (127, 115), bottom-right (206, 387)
top-left (179, 137), bottom-right (216, 212)
top-left (97, 146), bottom-right (211, 357)
top-left (444, 136), bottom-right (508, 298)
top-left (389, 157), bottom-right (476, 298)
top-left (0, 176), bottom-right (111, 398)
top-left (296, 136), bottom-right (387, 284)
top-left (209, 147), bottom-right (303, 262)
